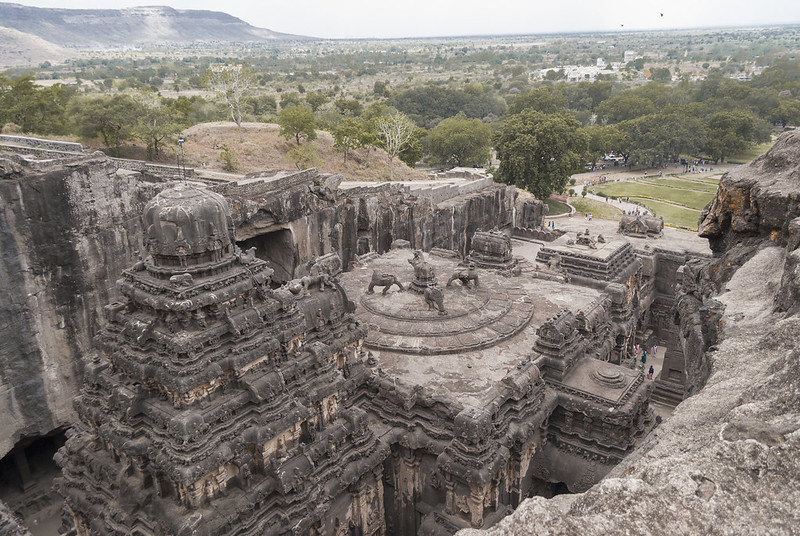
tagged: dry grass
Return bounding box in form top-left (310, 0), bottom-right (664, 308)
top-left (179, 121), bottom-right (427, 181)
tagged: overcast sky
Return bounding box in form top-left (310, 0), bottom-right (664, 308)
top-left (12, 0), bottom-right (800, 39)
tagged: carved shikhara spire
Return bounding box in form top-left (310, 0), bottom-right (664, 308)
top-left (55, 184), bottom-right (383, 536)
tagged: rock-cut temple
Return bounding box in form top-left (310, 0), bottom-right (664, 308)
top-left (55, 182), bottom-right (674, 535)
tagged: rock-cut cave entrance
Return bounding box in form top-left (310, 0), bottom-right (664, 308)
top-left (0, 429), bottom-right (67, 533)
top-left (237, 228), bottom-right (297, 284)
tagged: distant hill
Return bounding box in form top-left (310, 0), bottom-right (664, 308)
top-left (0, 26), bottom-right (75, 67)
top-left (0, 3), bottom-right (309, 48)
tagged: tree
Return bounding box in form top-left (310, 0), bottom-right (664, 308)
top-left (621, 111), bottom-right (706, 166)
top-left (68, 94), bottom-right (139, 156)
top-left (334, 98), bottom-right (364, 117)
top-left (280, 92), bottom-right (302, 110)
top-left (426, 113), bottom-right (491, 167)
top-left (650, 67), bottom-right (672, 81)
top-left (332, 117), bottom-right (368, 163)
top-left (376, 111), bottom-right (416, 180)
top-left (132, 91), bottom-right (181, 160)
top-left (703, 110), bottom-right (757, 163)
top-left (0, 75), bottom-right (68, 135)
top-left (596, 93), bottom-right (657, 124)
top-left (278, 105), bottom-right (317, 145)
top-left (287, 144), bottom-right (321, 170)
top-left (304, 92), bottom-right (329, 112)
top-left (205, 63), bottom-right (255, 132)
top-left (507, 88), bottom-right (568, 115)
top-left (218, 144), bottom-right (238, 171)
top-left (494, 110), bottom-right (586, 200)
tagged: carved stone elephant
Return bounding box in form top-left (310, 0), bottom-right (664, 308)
top-left (367, 270), bottom-right (405, 295)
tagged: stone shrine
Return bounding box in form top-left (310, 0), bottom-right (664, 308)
top-left (55, 185), bottom-right (385, 535)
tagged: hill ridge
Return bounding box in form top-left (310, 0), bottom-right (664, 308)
top-left (0, 2), bottom-right (310, 48)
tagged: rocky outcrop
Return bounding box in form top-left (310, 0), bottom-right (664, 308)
top-left (0, 154), bottom-right (164, 457)
top-left (460, 131), bottom-right (800, 536)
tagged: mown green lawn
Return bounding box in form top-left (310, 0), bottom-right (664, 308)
top-left (590, 182), bottom-right (715, 210)
top-left (635, 177), bottom-right (719, 193)
top-left (569, 198), bottom-right (622, 220)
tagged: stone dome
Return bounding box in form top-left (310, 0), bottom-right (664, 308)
top-left (143, 184), bottom-right (235, 269)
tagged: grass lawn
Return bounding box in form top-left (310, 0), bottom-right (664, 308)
top-left (590, 182), bottom-right (715, 210)
top-left (635, 177), bottom-right (719, 193)
top-left (632, 199), bottom-right (703, 229)
top-left (726, 140), bottom-right (775, 164)
top-left (570, 198), bottom-right (622, 220)
top-left (546, 198), bottom-right (572, 215)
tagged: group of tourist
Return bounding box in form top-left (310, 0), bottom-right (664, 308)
top-left (635, 344), bottom-right (658, 380)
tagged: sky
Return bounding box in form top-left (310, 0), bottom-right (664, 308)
top-left (11, 0), bottom-right (800, 39)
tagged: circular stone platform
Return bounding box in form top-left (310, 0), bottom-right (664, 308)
top-left (342, 252), bottom-right (535, 355)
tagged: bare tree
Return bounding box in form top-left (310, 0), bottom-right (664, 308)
top-left (205, 63), bottom-right (255, 132)
top-left (376, 111), bottom-right (415, 180)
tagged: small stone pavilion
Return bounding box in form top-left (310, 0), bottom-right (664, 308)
top-left (57, 185), bottom-right (661, 535)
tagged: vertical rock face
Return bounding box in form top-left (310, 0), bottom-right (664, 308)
top-left (0, 156), bottom-right (163, 456)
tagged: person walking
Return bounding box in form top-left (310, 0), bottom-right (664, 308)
top-left (647, 365), bottom-right (654, 379)
top-left (641, 350), bottom-right (647, 364)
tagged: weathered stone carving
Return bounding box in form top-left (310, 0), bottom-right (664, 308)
top-left (618, 214), bottom-right (664, 238)
top-left (55, 185), bottom-right (384, 536)
top-left (366, 269), bottom-right (404, 295)
top-left (468, 229), bottom-right (517, 270)
top-left (423, 283), bottom-right (447, 315)
top-left (447, 263), bottom-right (479, 288)
top-left (408, 250), bottom-right (438, 293)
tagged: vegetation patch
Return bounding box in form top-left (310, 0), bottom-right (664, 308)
top-left (569, 198), bottom-right (622, 220)
top-left (590, 181), bottom-right (715, 210)
top-left (545, 198), bottom-right (571, 215)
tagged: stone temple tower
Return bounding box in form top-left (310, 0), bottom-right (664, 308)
top-left (55, 184), bottom-right (386, 535)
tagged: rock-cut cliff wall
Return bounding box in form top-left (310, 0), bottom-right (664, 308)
top-left (0, 155), bottom-right (163, 456)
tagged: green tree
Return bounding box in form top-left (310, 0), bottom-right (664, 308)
top-left (332, 117), bottom-right (368, 163)
top-left (0, 75), bottom-right (68, 135)
top-left (218, 144), bottom-right (238, 171)
top-left (768, 98), bottom-right (800, 127)
top-left (622, 111), bottom-right (706, 166)
top-left (335, 98), bottom-right (364, 117)
top-left (132, 92), bottom-right (182, 160)
top-left (703, 110), bottom-right (757, 163)
top-left (278, 105), bottom-right (317, 145)
top-left (596, 93), bottom-right (657, 124)
top-left (507, 88), bottom-right (568, 115)
top-left (280, 91), bottom-right (302, 110)
top-left (494, 110), bottom-right (586, 200)
top-left (426, 113), bottom-right (491, 167)
top-left (67, 94), bottom-right (138, 155)
top-left (304, 92), bottom-right (329, 112)
top-left (650, 67), bottom-right (672, 81)
top-left (287, 144), bottom-right (321, 170)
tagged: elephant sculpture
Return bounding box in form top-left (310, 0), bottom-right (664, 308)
top-left (367, 270), bottom-right (405, 295)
